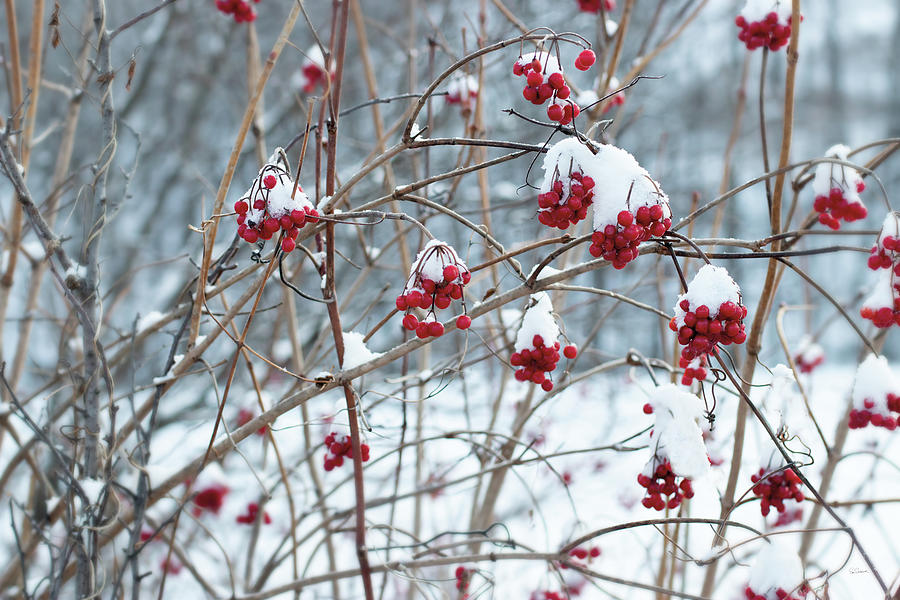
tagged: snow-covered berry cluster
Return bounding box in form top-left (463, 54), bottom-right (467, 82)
top-left (397, 240), bottom-right (471, 338)
top-left (751, 467), bottom-right (805, 517)
top-left (530, 591), bottom-right (568, 600)
top-left (511, 293), bottom-right (575, 392)
top-left (299, 46), bottom-right (331, 94)
top-left (588, 144), bottom-right (671, 269)
top-left (793, 336), bottom-right (824, 374)
top-left (861, 213), bottom-right (900, 328)
top-left (234, 162), bottom-right (318, 253)
top-left (638, 385), bottom-right (709, 511)
top-left (735, 2), bottom-right (795, 51)
top-left (192, 483), bottom-right (229, 517)
top-left (215, 0), bottom-right (259, 23)
top-left (669, 265), bottom-right (747, 385)
top-left (744, 542), bottom-right (808, 600)
top-left (812, 144), bottom-right (866, 230)
top-left (538, 166), bottom-right (594, 229)
top-left (323, 432), bottom-right (370, 471)
top-left (848, 354), bottom-right (900, 431)
top-left (454, 566), bottom-right (472, 599)
top-left (513, 49), bottom-right (592, 125)
top-left (446, 75), bottom-right (479, 112)
top-left (236, 502), bottom-right (271, 525)
top-left (577, 0), bottom-right (615, 12)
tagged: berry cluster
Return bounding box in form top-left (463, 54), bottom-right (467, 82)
top-left (849, 355), bottom-right (900, 431)
top-left (772, 507), bottom-right (804, 527)
top-left (454, 566), bottom-right (472, 599)
top-left (793, 337), bottom-right (824, 374)
top-left (735, 11), bottom-right (795, 51)
top-left (743, 586), bottom-right (806, 600)
top-left (398, 240), bottom-right (471, 339)
top-left (849, 395), bottom-right (900, 430)
top-left (567, 545), bottom-right (601, 563)
top-left (192, 483), bottom-right (229, 517)
top-left (512, 336), bottom-right (577, 392)
top-left (235, 163), bottom-right (319, 253)
top-left (538, 168), bottom-right (594, 229)
top-left (861, 213), bottom-right (900, 328)
top-left (446, 75), bottom-right (479, 113)
top-left (236, 502), bottom-right (272, 525)
top-left (323, 432), bottom-right (371, 471)
top-left (589, 204), bottom-right (671, 269)
top-left (814, 182), bottom-right (867, 229)
top-left (812, 144), bottom-right (867, 230)
top-left (513, 50), bottom-right (594, 125)
top-left (670, 265), bottom-right (747, 386)
top-left (751, 467), bottom-right (805, 517)
top-left (215, 0), bottom-right (259, 23)
top-left (577, 0), bottom-right (615, 13)
top-left (637, 459), bottom-right (695, 511)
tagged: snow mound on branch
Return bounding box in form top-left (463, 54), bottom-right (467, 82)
top-left (740, 0), bottom-right (792, 22)
top-left (514, 292), bottom-right (559, 352)
top-left (747, 541), bottom-right (806, 599)
top-left (812, 144), bottom-right (864, 205)
top-left (515, 50), bottom-right (563, 76)
top-left (861, 269), bottom-right (897, 314)
top-left (852, 354), bottom-right (898, 414)
top-left (404, 240), bottom-right (469, 291)
top-left (342, 331), bottom-right (381, 370)
top-left (646, 384), bottom-right (709, 480)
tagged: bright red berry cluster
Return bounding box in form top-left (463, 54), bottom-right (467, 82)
top-left (215, 0), bottom-right (259, 23)
top-left (751, 467), bottom-right (805, 517)
top-left (513, 50), bottom-right (593, 125)
top-left (454, 566), bottom-right (472, 598)
top-left (637, 459), bottom-right (694, 511)
top-left (192, 483), bottom-right (229, 517)
top-left (735, 11), bottom-right (794, 51)
top-left (814, 181), bottom-right (867, 230)
top-left (861, 214), bottom-right (900, 328)
top-left (511, 336), bottom-right (575, 392)
top-left (236, 502), bottom-right (272, 525)
top-left (323, 432), bottom-right (370, 471)
top-left (589, 204), bottom-right (671, 269)
top-left (566, 545), bottom-right (601, 564)
top-left (398, 241), bottom-right (471, 338)
top-left (538, 169), bottom-right (594, 229)
top-left (744, 586), bottom-right (806, 600)
top-left (670, 297), bottom-right (747, 385)
top-left (235, 164), bottom-right (319, 253)
top-left (849, 395), bottom-right (900, 430)
top-left (577, 0), bottom-right (615, 13)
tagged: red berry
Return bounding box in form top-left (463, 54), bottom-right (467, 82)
top-left (576, 49), bottom-right (596, 70)
top-left (456, 315), bottom-right (472, 330)
top-left (563, 344), bottom-right (577, 359)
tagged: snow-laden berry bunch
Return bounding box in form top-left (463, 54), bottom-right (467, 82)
top-left (848, 354), bottom-right (900, 431)
top-left (323, 432), bottom-right (370, 471)
top-left (588, 144), bottom-right (671, 269)
top-left (793, 336), bottom-right (824, 374)
top-left (637, 385), bottom-right (708, 511)
top-left (537, 138), bottom-right (596, 229)
top-left (735, 1), bottom-right (796, 51)
top-left (513, 48), bottom-right (594, 125)
top-left (236, 502), bottom-right (271, 525)
top-left (300, 45), bottom-right (331, 94)
top-left (510, 293), bottom-right (577, 392)
top-left (454, 566), bottom-right (472, 599)
top-left (861, 212), bottom-right (900, 328)
top-left (577, 0), bottom-right (615, 13)
top-left (446, 75), bottom-right (479, 113)
top-left (750, 466), bottom-right (805, 517)
top-left (397, 240), bottom-right (471, 339)
top-left (812, 144), bottom-right (866, 230)
top-left (215, 0), bottom-right (259, 23)
top-left (669, 264), bottom-right (747, 385)
top-left (744, 542), bottom-right (809, 600)
top-left (234, 161), bottom-right (318, 253)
